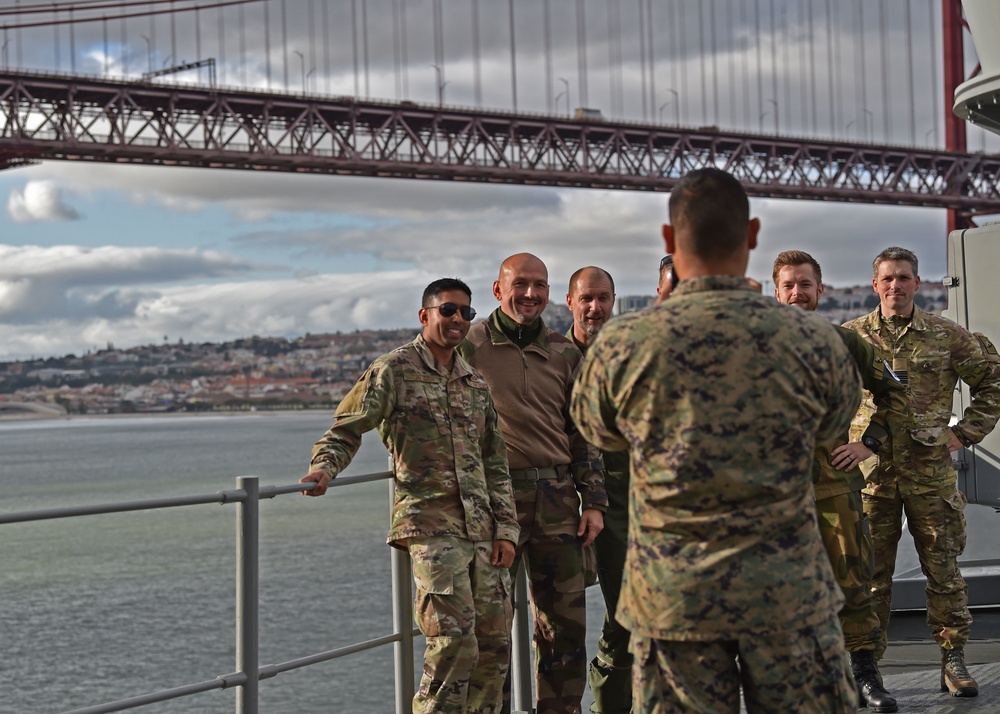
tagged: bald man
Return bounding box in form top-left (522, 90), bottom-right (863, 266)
top-left (458, 253), bottom-right (608, 714)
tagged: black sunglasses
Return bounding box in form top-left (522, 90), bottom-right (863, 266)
top-left (428, 303), bottom-right (477, 321)
top-left (660, 254), bottom-right (674, 269)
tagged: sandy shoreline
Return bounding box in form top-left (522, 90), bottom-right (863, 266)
top-left (0, 403), bottom-right (68, 421)
top-left (0, 405), bottom-right (330, 422)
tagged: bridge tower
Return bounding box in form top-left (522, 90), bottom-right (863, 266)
top-left (944, 0), bottom-right (973, 231)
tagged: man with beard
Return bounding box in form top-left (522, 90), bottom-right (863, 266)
top-left (566, 266), bottom-right (631, 714)
top-left (458, 253), bottom-right (607, 714)
top-left (773, 250), bottom-right (901, 712)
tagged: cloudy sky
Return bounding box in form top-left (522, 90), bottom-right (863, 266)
top-left (0, 0), bottom-right (994, 361)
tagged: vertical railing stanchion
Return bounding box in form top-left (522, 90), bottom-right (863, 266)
top-left (391, 543), bottom-right (415, 714)
top-left (389, 465), bottom-right (415, 714)
top-left (236, 476), bottom-right (260, 714)
top-left (510, 559), bottom-right (533, 713)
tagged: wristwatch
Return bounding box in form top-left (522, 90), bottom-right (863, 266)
top-left (861, 435), bottom-right (882, 455)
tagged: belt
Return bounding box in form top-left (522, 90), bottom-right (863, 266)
top-left (508, 464), bottom-right (570, 481)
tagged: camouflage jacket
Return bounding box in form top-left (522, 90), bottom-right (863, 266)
top-left (845, 306), bottom-right (1000, 494)
top-left (566, 325), bottom-right (630, 479)
top-left (570, 276), bottom-right (861, 639)
top-left (457, 310), bottom-right (606, 511)
top-left (811, 326), bottom-right (903, 500)
top-left (309, 334), bottom-right (520, 549)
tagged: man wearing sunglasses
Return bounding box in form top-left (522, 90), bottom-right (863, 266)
top-left (300, 278), bottom-right (520, 714)
top-left (458, 253), bottom-right (607, 714)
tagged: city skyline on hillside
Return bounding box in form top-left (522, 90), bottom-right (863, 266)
top-left (0, 279), bottom-right (951, 416)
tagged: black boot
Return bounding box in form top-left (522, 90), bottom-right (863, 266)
top-left (850, 650), bottom-right (898, 712)
top-left (941, 646), bottom-right (979, 697)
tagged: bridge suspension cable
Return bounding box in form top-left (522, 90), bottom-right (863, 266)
top-left (0, 0), bottom-right (990, 226)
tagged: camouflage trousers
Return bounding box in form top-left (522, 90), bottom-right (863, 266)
top-left (631, 617), bottom-right (857, 714)
top-left (863, 484), bottom-right (972, 658)
top-left (503, 475), bottom-right (588, 714)
top-left (589, 472), bottom-right (632, 714)
top-left (815, 490), bottom-right (881, 652)
top-left (409, 536), bottom-right (513, 714)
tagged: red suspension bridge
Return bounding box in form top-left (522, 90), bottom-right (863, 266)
top-left (0, 0), bottom-right (993, 229)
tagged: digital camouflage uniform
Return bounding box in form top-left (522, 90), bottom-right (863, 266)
top-left (567, 326), bottom-right (632, 714)
top-left (459, 310), bottom-right (607, 714)
top-left (845, 306), bottom-right (1000, 658)
top-left (309, 334), bottom-right (520, 714)
top-left (814, 326), bottom-right (903, 653)
top-left (571, 276), bottom-right (861, 714)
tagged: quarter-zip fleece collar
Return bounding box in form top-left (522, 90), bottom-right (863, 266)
top-left (490, 308), bottom-right (550, 352)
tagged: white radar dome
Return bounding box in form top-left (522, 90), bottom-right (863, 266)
top-left (955, 0), bottom-right (1000, 134)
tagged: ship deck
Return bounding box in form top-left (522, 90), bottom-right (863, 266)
top-left (875, 608), bottom-right (1000, 712)
top-left (881, 660), bottom-right (1000, 712)
top-left (732, 609), bottom-right (1000, 713)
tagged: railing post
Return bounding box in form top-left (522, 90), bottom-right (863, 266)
top-left (392, 544), bottom-right (415, 713)
top-left (510, 559), bottom-right (533, 713)
top-left (390, 468), bottom-right (415, 714)
top-left (236, 476), bottom-right (259, 714)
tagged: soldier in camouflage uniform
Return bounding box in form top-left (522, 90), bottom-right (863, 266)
top-left (845, 246), bottom-right (1000, 698)
top-left (300, 278), bottom-right (520, 714)
top-left (773, 250), bottom-right (902, 713)
top-left (457, 253), bottom-right (607, 714)
top-left (565, 266), bottom-right (631, 714)
top-left (571, 168), bottom-right (860, 714)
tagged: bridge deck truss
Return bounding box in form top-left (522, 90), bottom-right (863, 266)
top-left (1, 72), bottom-right (999, 214)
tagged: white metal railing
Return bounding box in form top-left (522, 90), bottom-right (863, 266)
top-left (0, 471), bottom-right (535, 714)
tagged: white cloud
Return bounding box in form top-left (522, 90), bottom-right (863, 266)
top-left (0, 175), bottom-right (962, 362)
top-left (0, 244), bottom-right (264, 325)
top-left (13, 149), bottom-right (957, 302)
top-left (0, 270), bottom-right (429, 360)
top-left (7, 180), bottom-right (81, 223)
top-left (27, 163), bottom-right (560, 221)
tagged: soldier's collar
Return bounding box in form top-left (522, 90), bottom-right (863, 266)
top-left (878, 305), bottom-right (926, 331)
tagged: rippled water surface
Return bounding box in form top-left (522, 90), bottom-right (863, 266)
top-left (0, 411), bottom-right (609, 713)
top-left (0, 412), bottom-right (402, 713)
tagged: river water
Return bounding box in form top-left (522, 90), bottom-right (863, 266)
top-left (0, 411), bottom-right (605, 714)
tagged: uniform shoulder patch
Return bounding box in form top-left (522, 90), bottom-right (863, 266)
top-left (975, 332), bottom-right (1000, 360)
top-left (335, 369), bottom-right (377, 416)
